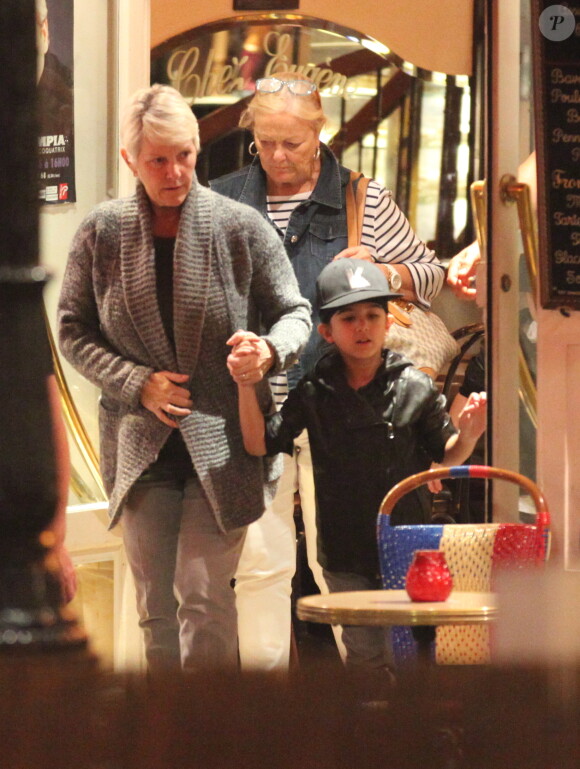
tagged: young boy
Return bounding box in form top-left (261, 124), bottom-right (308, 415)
top-left (228, 258), bottom-right (486, 674)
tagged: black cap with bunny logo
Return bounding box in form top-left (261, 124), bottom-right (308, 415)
top-left (316, 258), bottom-right (401, 312)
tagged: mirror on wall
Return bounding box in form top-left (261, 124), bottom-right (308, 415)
top-left (151, 17), bottom-right (479, 262)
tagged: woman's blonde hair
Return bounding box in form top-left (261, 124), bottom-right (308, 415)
top-left (239, 71), bottom-right (326, 134)
top-left (121, 84), bottom-right (200, 161)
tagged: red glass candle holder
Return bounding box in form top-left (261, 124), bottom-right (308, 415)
top-left (405, 549), bottom-right (453, 602)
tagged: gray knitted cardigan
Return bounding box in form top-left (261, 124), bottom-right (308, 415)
top-left (58, 179), bottom-right (311, 531)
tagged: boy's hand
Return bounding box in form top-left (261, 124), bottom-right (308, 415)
top-left (227, 330), bottom-right (274, 385)
top-left (456, 391), bottom-right (487, 440)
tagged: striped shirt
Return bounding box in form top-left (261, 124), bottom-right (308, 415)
top-left (266, 180), bottom-right (444, 406)
top-left (267, 191), bottom-right (310, 229)
top-left (267, 193), bottom-right (309, 407)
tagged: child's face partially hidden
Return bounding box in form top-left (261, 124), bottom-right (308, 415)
top-left (318, 301), bottom-right (393, 367)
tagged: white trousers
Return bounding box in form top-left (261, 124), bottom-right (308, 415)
top-left (235, 430), bottom-right (346, 671)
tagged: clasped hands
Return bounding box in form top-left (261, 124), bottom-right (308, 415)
top-left (226, 330), bottom-right (274, 386)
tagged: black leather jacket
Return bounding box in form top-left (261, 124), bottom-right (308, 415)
top-left (265, 349), bottom-right (456, 576)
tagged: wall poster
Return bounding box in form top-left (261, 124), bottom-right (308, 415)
top-left (36, 0), bottom-right (76, 204)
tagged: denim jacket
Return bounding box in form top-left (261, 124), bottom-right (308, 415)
top-left (210, 144), bottom-right (350, 382)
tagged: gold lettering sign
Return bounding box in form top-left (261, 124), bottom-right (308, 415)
top-left (166, 30), bottom-right (351, 103)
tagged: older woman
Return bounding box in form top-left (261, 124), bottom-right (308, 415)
top-left (212, 72), bottom-right (445, 671)
top-left (58, 84), bottom-right (311, 673)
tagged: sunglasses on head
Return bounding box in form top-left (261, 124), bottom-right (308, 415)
top-left (255, 77), bottom-right (318, 96)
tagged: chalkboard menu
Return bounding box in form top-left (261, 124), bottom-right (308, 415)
top-left (533, 2), bottom-right (580, 309)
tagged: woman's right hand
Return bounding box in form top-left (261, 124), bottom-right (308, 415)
top-left (332, 245), bottom-right (375, 262)
top-left (140, 371), bottom-right (193, 427)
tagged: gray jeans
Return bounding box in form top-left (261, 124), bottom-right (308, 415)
top-left (122, 475), bottom-right (246, 673)
top-left (322, 569), bottom-right (394, 672)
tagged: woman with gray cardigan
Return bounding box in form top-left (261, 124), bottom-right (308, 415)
top-left (58, 84), bottom-right (311, 673)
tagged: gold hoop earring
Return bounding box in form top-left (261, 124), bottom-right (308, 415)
top-left (314, 145), bottom-right (320, 160)
top-left (249, 141), bottom-right (259, 157)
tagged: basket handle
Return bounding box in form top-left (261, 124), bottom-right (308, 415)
top-left (379, 465), bottom-right (550, 528)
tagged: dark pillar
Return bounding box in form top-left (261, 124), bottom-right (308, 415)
top-left (0, 0), bottom-right (85, 649)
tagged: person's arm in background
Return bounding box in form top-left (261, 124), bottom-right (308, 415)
top-left (446, 153), bottom-right (536, 304)
top-left (447, 240), bottom-right (481, 301)
top-left (425, 240), bottom-right (482, 491)
top-left (46, 374), bottom-right (77, 603)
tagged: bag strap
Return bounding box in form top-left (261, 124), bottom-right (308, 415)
top-left (345, 171), bottom-right (370, 247)
top-left (345, 171), bottom-right (413, 329)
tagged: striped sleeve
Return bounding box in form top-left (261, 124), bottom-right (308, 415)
top-left (268, 372), bottom-right (289, 410)
top-left (360, 180), bottom-right (445, 307)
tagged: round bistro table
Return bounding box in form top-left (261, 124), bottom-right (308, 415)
top-left (296, 589), bottom-right (498, 662)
